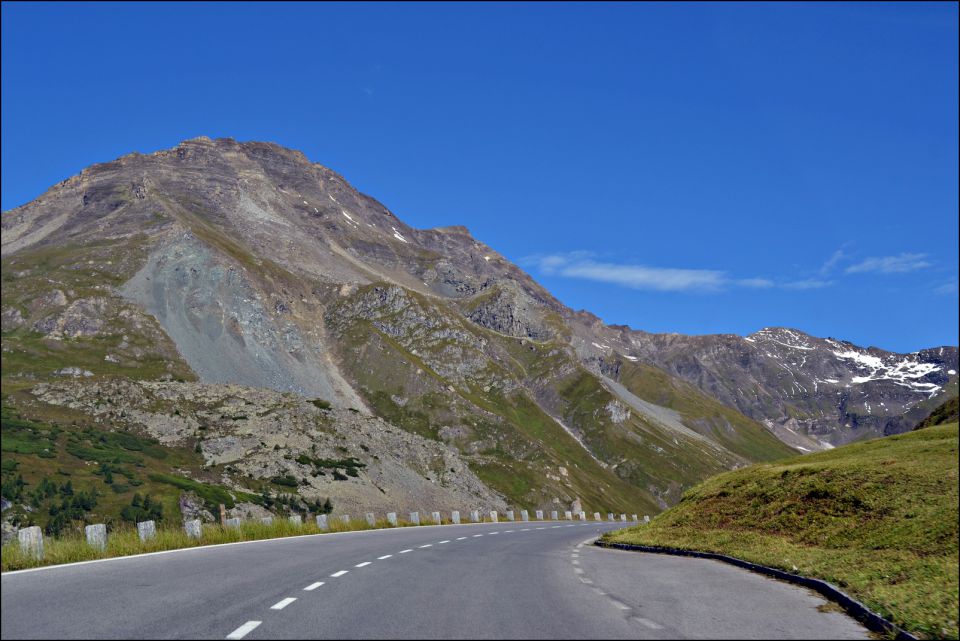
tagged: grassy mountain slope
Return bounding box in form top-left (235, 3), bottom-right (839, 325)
top-left (605, 423), bottom-right (959, 639)
top-left (916, 396), bottom-right (959, 430)
top-left (2, 137), bottom-right (805, 532)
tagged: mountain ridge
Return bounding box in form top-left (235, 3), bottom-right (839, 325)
top-left (1, 137), bottom-right (955, 530)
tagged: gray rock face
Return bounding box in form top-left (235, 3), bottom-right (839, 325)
top-left (121, 233), bottom-right (365, 408)
top-left (31, 379), bottom-right (507, 515)
top-left (613, 327), bottom-right (959, 446)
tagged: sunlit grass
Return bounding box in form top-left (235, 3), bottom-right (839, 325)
top-left (604, 423), bottom-right (959, 640)
top-left (1, 512), bottom-right (504, 572)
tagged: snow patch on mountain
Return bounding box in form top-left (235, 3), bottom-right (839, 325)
top-left (832, 349), bottom-right (943, 393)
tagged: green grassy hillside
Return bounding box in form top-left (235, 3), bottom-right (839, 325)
top-left (916, 396), bottom-right (959, 430)
top-left (604, 423), bottom-right (959, 639)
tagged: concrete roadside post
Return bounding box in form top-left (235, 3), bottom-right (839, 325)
top-left (506, 510), bottom-right (515, 521)
top-left (85, 523), bottom-right (107, 550)
top-left (387, 512), bottom-right (398, 526)
top-left (551, 510), bottom-right (559, 521)
top-left (137, 520), bottom-right (156, 542)
top-left (451, 511), bottom-right (460, 525)
top-left (607, 512), bottom-right (615, 522)
top-left (580, 511), bottom-right (586, 521)
top-left (470, 510), bottom-right (480, 523)
top-left (620, 514), bottom-right (627, 522)
top-left (535, 510), bottom-right (544, 520)
top-left (410, 511), bottom-right (420, 526)
top-left (594, 512), bottom-right (601, 521)
top-left (17, 526), bottom-right (43, 560)
top-left (289, 514), bottom-right (302, 526)
top-left (520, 510), bottom-right (529, 522)
top-left (184, 519), bottom-right (202, 539)
top-left (565, 510), bottom-right (573, 520)
top-left (490, 510), bottom-right (498, 523)
top-left (644, 515), bottom-right (650, 523)
top-left (316, 514), bottom-right (329, 530)
top-left (431, 511), bottom-right (442, 525)
top-left (366, 513), bottom-right (376, 527)
top-left (340, 515), bottom-right (351, 526)
top-left (226, 517), bottom-right (241, 529)
top-left (632, 514), bottom-right (638, 522)
top-left (261, 517), bottom-right (273, 526)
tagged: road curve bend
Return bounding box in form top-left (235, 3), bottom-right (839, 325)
top-left (1, 521), bottom-right (870, 639)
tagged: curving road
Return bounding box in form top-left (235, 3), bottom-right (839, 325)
top-left (1, 521), bottom-right (869, 639)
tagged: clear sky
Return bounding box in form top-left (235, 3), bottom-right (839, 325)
top-left (2, 2), bottom-right (957, 353)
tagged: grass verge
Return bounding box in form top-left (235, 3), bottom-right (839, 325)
top-left (602, 423), bottom-right (959, 640)
top-left (0, 514), bottom-right (499, 572)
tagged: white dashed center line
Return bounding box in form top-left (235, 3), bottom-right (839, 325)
top-left (377, 555), bottom-right (393, 560)
top-left (303, 582), bottom-right (324, 591)
top-left (226, 621), bottom-right (261, 640)
top-left (521, 528), bottom-right (530, 532)
top-left (634, 617), bottom-right (665, 630)
top-left (438, 540), bottom-right (450, 544)
top-left (271, 597), bottom-right (296, 610)
top-left (330, 570), bottom-right (349, 578)
top-left (473, 534), bottom-right (483, 538)
top-left (399, 549), bottom-right (413, 554)
top-left (355, 562), bottom-right (371, 568)
top-left (505, 530), bottom-right (514, 533)
top-left (418, 544), bottom-right (433, 548)
top-left (456, 537), bottom-right (467, 540)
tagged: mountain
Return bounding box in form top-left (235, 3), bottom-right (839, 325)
top-left (1, 137), bottom-right (954, 531)
top-left (576, 324), bottom-right (957, 450)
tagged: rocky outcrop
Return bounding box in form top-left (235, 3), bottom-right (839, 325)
top-left (31, 380), bottom-right (507, 514)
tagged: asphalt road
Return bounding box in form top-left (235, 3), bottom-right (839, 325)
top-left (1, 521), bottom-right (870, 639)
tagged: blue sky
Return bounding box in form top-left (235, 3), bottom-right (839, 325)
top-left (2, 2), bottom-right (957, 353)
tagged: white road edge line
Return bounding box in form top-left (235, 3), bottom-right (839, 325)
top-left (304, 582), bottom-right (324, 591)
top-left (330, 570), bottom-right (349, 577)
top-left (634, 617), bottom-right (665, 630)
top-left (226, 621), bottom-right (262, 640)
top-left (355, 562), bottom-right (371, 568)
top-left (271, 597), bottom-right (297, 610)
top-left (2, 522), bottom-right (503, 576)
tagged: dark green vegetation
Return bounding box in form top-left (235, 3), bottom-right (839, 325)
top-left (916, 396), bottom-right (959, 430)
top-left (0, 398), bottom-right (258, 534)
top-left (604, 423), bottom-right (960, 639)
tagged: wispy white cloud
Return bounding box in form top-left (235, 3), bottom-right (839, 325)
top-left (934, 278), bottom-right (958, 295)
top-left (845, 253), bottom-right (931, 274)
top-left (524, 253), bottom-right (773, 293)
top-left (819, 249), bottom-right (847, 276)
top-left (782, 278), bottom-right (833, 290)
